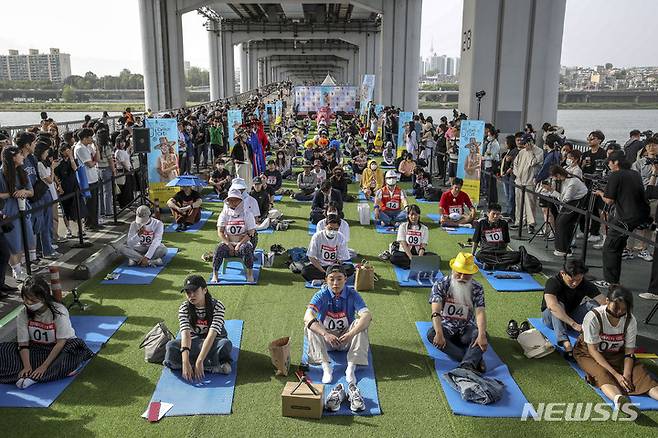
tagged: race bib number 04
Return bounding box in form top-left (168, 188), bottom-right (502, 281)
top-left (442, 302), bottom-right (469, 320)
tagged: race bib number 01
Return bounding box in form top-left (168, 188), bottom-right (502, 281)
top-left (442, 302), bottom-right (469, 320)
top-left (484, 229), bottom-right (503, 243)
top-left (323, 311), bottom-right (348, 333)
top-left (28, 320), bottom-right (56, 344)
top-left (320, 244), bottom-right (338, 263)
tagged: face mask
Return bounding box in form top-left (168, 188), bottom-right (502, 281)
top-left (566, 159), bottom-right (573, 166)
top-left (370, 164), bottom-right (377, 170)
top-left (386, 178), bottom-right (396, 185)
top-left (325, 229), bottom-right (337, 239)
top-left (487, 135), bottom-right (493, 141)
top-left (27, 302), bottom-right (43, 311)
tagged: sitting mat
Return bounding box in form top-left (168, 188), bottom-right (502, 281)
top-left (414, 198), bottom-right (435, 204)
top-left (371, 213), bottom-right (397, 234)
top-left (475, 261), bottom-right (543, 292)
top-left (415, 321), bottom-right (529, 418)
top-left (393, 264), bottom-right (444, 288)
top-left (529, 318), bottom-right (658, 411)
top-left (101, 248), bottom-right (178, 285)
top-left (207, 250), bottom-right (263, 286)
top-left (273, 194), bottom-right (283, 202)
top-left (203, 194), bottom-right (224, 203)
top-left (0, 316), bottom-right (126, 408)
top-left (427, 214), bottom-right (475, 235)
top-left (257, 227), bottom-right (274, 234)
top-left (301, 337), bottom-right (381, 416)
top-left (308, 222), bottom-right (317, 235)
top-left (147, 320), bottom-right (244, 416)
top-left (165, 210), bottom-right (213, 233)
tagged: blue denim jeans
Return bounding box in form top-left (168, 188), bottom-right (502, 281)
top-left (502, 175), bottom-right (515, 216)
top-left (542, 299), bottom-right (598, 344)
top-left (379, 209), bottom-right (408, 225)
top-left (163, 335), bottom-right (232, 370)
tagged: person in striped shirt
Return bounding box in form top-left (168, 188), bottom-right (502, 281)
top-left (163, 275), bottom-right (232, 382)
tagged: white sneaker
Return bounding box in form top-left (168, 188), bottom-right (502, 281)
top-left (150, 258), bottom-right (163, 266)
top-left (13, 270), bottom-right (27, 283)
top-left (637, 250), bottom-right (653, 262)
top-left (553, 250), bottom-right (569, 257)
top-left (639, 292), bottom-right (658, 300)
top-left (593, 280), bottom-right (610, 289)
top-left (128, 259), bottom-right (137, 266)
top-left (587, 235), bottom-right (602, 243)
top-left (346, 383), bottom-right (365, 412)
top-left (16, 377), bottom-right (37, 389)
top-left (325, 383), bottom-right (346, 412)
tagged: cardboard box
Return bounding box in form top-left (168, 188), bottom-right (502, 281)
top-left (281, 381), bottom-right (324, 419)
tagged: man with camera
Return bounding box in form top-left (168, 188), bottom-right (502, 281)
top-left (595, 151), bottom-right (650, 287)
top-left (580, 131), bottom-right (608, 246)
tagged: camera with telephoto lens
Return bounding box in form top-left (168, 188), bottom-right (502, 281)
top-left (475, 90), bottom-right (486, 99)
top-left (645, 157), bottom-right (658, 166)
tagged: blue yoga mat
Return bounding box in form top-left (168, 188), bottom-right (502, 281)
top-left (427, 214), bottom-right (475, 235)
top-left (370, 213), bottom-right (397, 234)
top-left (393, 264), bottom-right (443, 288)
top-left (415, 321), bottom-right (529, 417)
top-left (380, 165), bottom-right (396, 169)
top-left (529, 318), bottom-right (658, 411)
top-left (165, 210), bottom-right (213, 233)
top-left (207, 250), bottom-right (263, 285)
top-left (301, 338), bottom-right (381, 416)
top-left (203, 194), bottom-right (224, 203)
top-left (147, 320), bottom-right (244, 416)
top-left (101, 248), bottom-right (178, 285)
top-left (257, 227), bottom-right (274, 234)
top-left (475, 261), bottom-right (543, 292)
top-left (0, 315), bottom-right (126, 408)
top-left (415, 198), bottom-right (435, 204)
top-left (308, 222), bottom-right (317, 235)
top-left (273, 194), bottom-right (283, 202)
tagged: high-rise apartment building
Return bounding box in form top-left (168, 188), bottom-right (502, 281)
top-left (0, 48), bottom-right (71, 82)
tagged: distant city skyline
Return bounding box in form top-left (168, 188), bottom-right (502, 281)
top-left (1, 0), bottom-right (658, 76)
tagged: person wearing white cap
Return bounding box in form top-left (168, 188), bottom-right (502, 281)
top-left (374, 170), bottom-right (408, 226)
top-left (226, 177), bottom-right (261, 219)
top-left (426, 252), bottom-right (488, 373)
top-left (119, 205), bottom-right (167, 267)
top-left (212, 189), bottom-right (256, 283)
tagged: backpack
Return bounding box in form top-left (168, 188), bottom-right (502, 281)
top-left (423, 187), bottom-right (441, 201)
top-left (519, 245), bottom-right (542, 274)
top-left (139, 322), bottom-right (174, 363)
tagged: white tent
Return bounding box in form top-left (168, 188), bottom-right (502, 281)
top-left (321, 73), bottom-right (337, 86)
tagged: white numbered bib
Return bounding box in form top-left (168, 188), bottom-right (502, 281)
top-left (484, 228), bottom-right (503, 243)
top-left (598, 333), bottom-right (624, 353)
top-left (320, 244), bottom-right (338, 263)
top-left (28, 320), bottom-right (56, 344)
top-left (442, 301), bottom-right (469, 321)
top-left (226, 219), bottom-right (245, 236)
top-left (386, 200), bottom-right (400, 210)
top-left (323, 311), bottom-right (348, 333)
top-left (138, 230), bottom-right (154, 246)
top-left (267, 176), bottom-right (277, 185)
top-left (406, 230), bottom-right (423, 247)
top-left (449, 206), bottom-right (463, 216)
top-left (193, 319), bottom-right (209, 336)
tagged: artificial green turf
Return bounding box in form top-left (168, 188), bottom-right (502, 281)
top-left (2, 181), bottom-right (657, 437)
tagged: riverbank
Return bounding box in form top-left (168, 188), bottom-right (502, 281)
top-left (419, 102), bottom-right (658, 110)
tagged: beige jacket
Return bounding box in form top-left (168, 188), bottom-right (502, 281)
top-left (513, 146), bottom-right (543, 185)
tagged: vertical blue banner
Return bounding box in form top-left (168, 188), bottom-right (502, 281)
top-left (228, 109), bottom-right (243, 149)
top-left (359, 74), bottom-right (376, 116)
top-left (275, 100), bottom-right (283, 124)
top-left (397, 111), bottom-right (414, 151)
top-left (457, 119), bottom-right (485, 204)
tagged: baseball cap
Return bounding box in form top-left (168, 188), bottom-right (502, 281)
top-left (325, 263), bottom-right (347, 277)
top-left (226, 188), bottom-right (243, 201)
top-left (181, 274), bottom-right (207, 293)
top-left (135, 205), bottom-right (151, 225)
top-left (253, 176), bottom-right (263, 184)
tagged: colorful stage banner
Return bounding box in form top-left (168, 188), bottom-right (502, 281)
top-left (456, 119), bottom-right (485, 204)
top-left (359, 74), bottom-right (376, 116)
top-left (374, 104), bottom-right (384, 117)
top-left (227, 109), bottom-right (243, 149)
top-left (264, 103), bottom-right (275, 125)
top-left (293, 86), bottom-right (357, 114)
top-left (275, 100), bottom-right (283, 124)
top-left (397, 111), bottom-right (414, 153)
top-left (145, 118), bottom-right (179, 203)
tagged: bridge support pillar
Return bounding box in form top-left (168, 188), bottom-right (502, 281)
top-left (458, 0), bottom-right (566, 131)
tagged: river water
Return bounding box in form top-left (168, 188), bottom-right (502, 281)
top-left (1, 109), bottom-right (657, 142)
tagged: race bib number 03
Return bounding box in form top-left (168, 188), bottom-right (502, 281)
top-left (442, 302), bottom-right (469, 320)
top-left (323, 311), bottom-right (348, 333)
top-left (28, 320), bottom-right (56, 344)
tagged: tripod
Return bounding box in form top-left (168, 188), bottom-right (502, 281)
top-left (67, 288), bottom-right (89, 311)
top-left (528, 217), bottom-right (556, 249)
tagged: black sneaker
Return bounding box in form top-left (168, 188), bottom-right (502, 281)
top-left (519, 321), bottom-right (531, 333)
top-left (509, 224), bottom-right (520, 230)
top-left (507, 320), bottom-right (520, 339)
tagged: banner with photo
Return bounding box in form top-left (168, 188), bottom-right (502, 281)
top-left (397, 111), bottom-right (414, 156)
top-left (275, 100), bottom-right (283, 124)
top-left (374, 104), bottom-right (384, 117)
top-left (264, 103), bottom-right (275, 124)
top-left (227, 109), bottom-right (243, 149)
top-left (145, 118), bottom-right (179, 202)
top-left (293, 86), bottom-right (357, 113)
top-left (456, 119), bottom-right (485, 204)
top-left (359, 74), bottom-right (376, 116)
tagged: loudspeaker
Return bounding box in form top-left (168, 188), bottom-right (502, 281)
top-left (133, 128), bottom-right (151, 153)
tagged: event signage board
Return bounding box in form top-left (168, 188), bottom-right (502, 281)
top-left (456, 119), bottom-right (485, 204)
top-left (145, 118), bottom-right (179, 202)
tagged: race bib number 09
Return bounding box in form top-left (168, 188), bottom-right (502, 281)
top-left (406, 230), bottom-right (422, 246)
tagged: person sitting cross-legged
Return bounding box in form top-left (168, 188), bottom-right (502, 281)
top-left (438, 178), bottom-right (476, 228)
top-left (119, 205), bottom-right (167, 267)
top-left (167, 185), bottom-right (203, 232)
top-left (426, 252), bottom-right (488, 373)
top-left (390, 205), bottom-right (434, 269)
top-left (293, 163), bottom-right (318, 201)
top-left (541, 259), bottom-right (606, 357)
top-left (472, 203), bottom-right (510, 263)
top-left (374, 170), bottom-right (408, 226)
top-left (163, 275), bottom-right (233, 381)
top-left (303, 263), bottom-right (371, 391)
top-left (211, 189), bottom-right (256, 284)
top-left (573, 285), bottom-right (658, 412)
top-left (302, 214), bottom-right (355, 282)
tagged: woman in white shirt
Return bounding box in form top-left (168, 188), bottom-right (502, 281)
top-left (574, 285), bottom-right (658, 411)
top-left (0, 277), bottom-right (93, 389)
top-left (114, 137), bottom-right (133, 208)
top-left (389, 205), bottom-right (433, 269)
top-left (35, 142), bottom-right (61, 247)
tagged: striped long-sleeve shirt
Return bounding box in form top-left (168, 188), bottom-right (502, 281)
top-left (178, 298), bottom-right (226, 339)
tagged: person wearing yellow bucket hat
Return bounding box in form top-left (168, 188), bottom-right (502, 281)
top-left (426, 252), bottom-right (489, 373)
